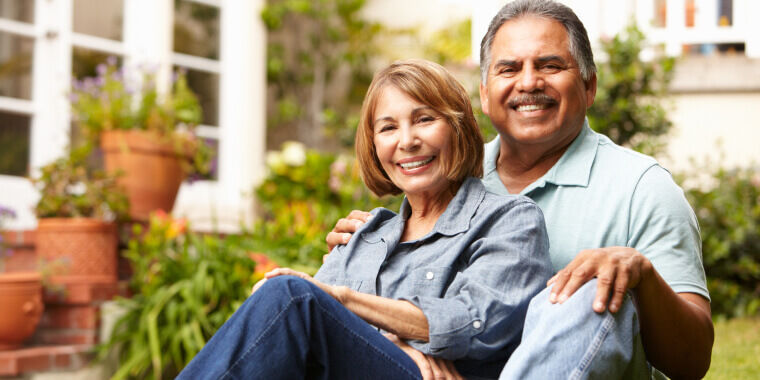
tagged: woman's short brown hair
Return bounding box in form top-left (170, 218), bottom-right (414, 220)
top-left (356, 59), bottom-right (484, 197)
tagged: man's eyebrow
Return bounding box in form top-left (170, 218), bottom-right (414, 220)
top-left (537, 55), bottom-right (567, 64)
top-left (493, 59), bottom-right (519, 69)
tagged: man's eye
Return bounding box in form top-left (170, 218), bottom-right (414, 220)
top-left (541, 65), bottom-right (561, 73)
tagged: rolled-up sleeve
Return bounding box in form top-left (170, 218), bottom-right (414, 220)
top-left (400, 200), bottom-right (552, 360)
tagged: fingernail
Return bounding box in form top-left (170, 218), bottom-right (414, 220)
top-left (594, 301), bottom-right (604, 311)
top-left (610, 303), bottom-right (618, 312)
top-left (558, 294), bottom-right (568, 303)
top-left (549, 293), bottom-right (557, 303)
top-left (366, 214), bottom-right (373, 220)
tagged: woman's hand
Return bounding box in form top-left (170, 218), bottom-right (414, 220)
top-left (383, 333), bottom-right (464, 380)
top-left (263, 268), bottom-right (347, 304)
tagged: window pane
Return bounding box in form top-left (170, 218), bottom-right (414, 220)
top-left (73, 0), bottom-right (124, 41)
top-left (198, 138), bottom-right (218, 181)
top-left (0, 32), bottom-right (33, 100)
top-left (176, 67), bottom-right (219, 126)
top-left (0, 0), bottom-right (34, 23)
top-left (0, 112), bottom-right (30, 176)
top-left (718, 0), bottom-right (733, 26)
top-left (173, 1), bottom-right (219, 60)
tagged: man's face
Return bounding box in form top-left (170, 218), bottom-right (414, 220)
top-left (479, 16), bottom-right (596, 151)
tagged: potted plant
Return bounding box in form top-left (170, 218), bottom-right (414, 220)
top-left (0, 205), bottom-right (44, 350)
top-left (32, 145), bottom-right (129, 285)
top-left (69, 57), bottom-right (212, 221)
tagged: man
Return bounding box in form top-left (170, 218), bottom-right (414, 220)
top-left (327, 0), bottom-right (714, 378)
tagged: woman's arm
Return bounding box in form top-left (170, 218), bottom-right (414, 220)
top-left (263, 268), bottom-right (430, 341)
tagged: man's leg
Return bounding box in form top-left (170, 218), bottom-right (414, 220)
top-left (179, 275), bottom-right (422, 380)
top-left (500, 279), bottom-right (649, 379)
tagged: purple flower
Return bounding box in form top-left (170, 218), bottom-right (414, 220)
top-left (0, 205), bottom-right (17, 219)
top-left (96, 63), bottom-right (108, 76)
top-left (107, 55), bottom-right (118, 66)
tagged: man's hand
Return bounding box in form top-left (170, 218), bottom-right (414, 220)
top-left (325, 210), bottom-right (373, 254)
top-left (383, 333), bottom-right (464, 380)
top-left (547, 246), bottom-right (653, 313)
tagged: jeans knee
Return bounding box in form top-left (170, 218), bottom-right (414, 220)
top-left (258, 275), bottom-right (317, 301)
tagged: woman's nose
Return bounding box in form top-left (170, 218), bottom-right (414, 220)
top-left (399, 126), bottom-right (420, 151)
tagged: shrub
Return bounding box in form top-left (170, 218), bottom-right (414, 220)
top-left (100, 212), bottom-right (263, 380)
top-left (250, 142), bottom-right (402, 270)
top-left (680, 165), bottom-right (760, 318)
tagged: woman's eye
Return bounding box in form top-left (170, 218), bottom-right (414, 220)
top-left (417, 116), bottom-right (435, 123)
top-left (379, 125), bottom-right (396, 132)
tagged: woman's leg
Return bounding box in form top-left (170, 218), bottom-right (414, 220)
top-left (178, 275), bottom-right (422, 380)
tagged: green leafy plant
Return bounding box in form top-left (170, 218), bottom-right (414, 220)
top-left (69, 58), bottom-right (212, 177)
top-left (588, 23), bottom-right (675, 156)
top-left (99, 211), bottom-right (262, 380)
top-left (32, 145), bottom-right (129, 220)
top-left (262, 0), bottom-right (382, 148)
top-left (251, 141), bottom-right (402, 269)
top-left (679, 163), bottom-right (760, 318)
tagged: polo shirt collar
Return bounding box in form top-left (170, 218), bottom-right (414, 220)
top-left (483, 118), bottom-right (598, 195)
top-left (361, 177), bottom-right (484, 243)
top-left (538, 119), bottom-right (598, 188)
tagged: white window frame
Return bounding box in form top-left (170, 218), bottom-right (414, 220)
top-left (0, 0), bottom-right (266, 233)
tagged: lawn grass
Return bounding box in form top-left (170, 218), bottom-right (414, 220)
top-left (705, 317), bottom-right (760, 379)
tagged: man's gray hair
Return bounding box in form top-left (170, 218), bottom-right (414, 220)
top-left (479, 0), bottom-right (596, 84)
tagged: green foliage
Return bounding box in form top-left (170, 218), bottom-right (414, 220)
top-left (679, 164), bottom-right (760, 318)
top-left (588, 23), bottom-right (675, 155)
top-left (99, 212), bottom-right (260, 380)
top-left (262, 0), bottom-right (382, 148)
top-left (70, 59), bottom-right (212, 177)
top-left (32, 144), bottom-right (129, 220)
top-left (426, 18), bottom-right (472, 65)
top-left (251, 142), bottom-right (402, 269)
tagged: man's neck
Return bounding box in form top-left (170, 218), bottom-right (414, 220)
top-left (496, 131), bottom-right (580, 194)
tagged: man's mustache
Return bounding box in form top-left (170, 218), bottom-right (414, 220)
top-left (507, 93), bottom-right (558, 108)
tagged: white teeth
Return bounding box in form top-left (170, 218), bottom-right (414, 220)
top-left (399, 156), bottom-right (434, 169)
top-left (516, 104), bottom-right (549, 112)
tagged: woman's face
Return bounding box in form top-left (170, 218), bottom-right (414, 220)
top-left (372, 86), bottom-right (453, 198)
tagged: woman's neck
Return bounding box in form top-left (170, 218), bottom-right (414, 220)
top-left (400, 182), bottom-right (460, 242)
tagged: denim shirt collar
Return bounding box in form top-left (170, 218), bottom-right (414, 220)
top-left (483, 118), bottom-right (599, 196)
top-left (361, 177), bottom-right (485, 243)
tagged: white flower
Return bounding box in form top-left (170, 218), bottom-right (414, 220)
top-left (66, 182), bottom-right (87, 196)
top-left (281, 141), bottom-right (307, 167)
top-left (266, 151), bottom-right (284, 169)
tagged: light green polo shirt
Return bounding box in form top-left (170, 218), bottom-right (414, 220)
top-left (482, 120), bottom-right (709, 300)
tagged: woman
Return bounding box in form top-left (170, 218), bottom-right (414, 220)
top-left (179, 59), bottom-right (551, 380)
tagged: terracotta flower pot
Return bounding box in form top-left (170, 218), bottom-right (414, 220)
top-left (36, 218), bottom-right (118, 285)
top-left (0, 272), bottom-right (44, 350)
top-left (101, 130), bottom-right (188, 222)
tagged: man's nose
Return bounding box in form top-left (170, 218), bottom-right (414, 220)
top-left (516, 67), bottom-right (545, 92)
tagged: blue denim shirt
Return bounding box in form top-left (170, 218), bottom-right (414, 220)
top-left (315, 177), bottom-right (552, 377)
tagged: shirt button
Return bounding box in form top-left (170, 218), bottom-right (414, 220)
top-left (426, 271), bottom-right (435, 280)
top-left (473, 321), bottom-right (482, 329)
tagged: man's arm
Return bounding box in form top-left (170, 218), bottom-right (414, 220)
top-left (547, 165), bottom-right (713, 378)
top-left (548, 248), bottom-right (714, 378)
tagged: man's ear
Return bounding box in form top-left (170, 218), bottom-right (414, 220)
top-left (585, 73), bottom-right (597, 109)
top-left (479, 82), bottom-right (490, 116)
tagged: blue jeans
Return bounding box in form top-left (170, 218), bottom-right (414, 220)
top-left (178, 276), bottom-right (422, 379)
top-left (500, 279), bottom-right (649, 379)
